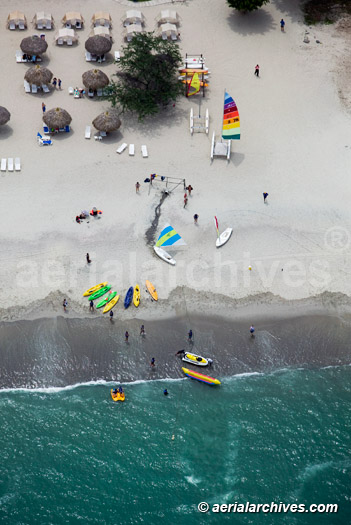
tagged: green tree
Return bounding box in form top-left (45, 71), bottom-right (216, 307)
top-left (105, 33), bottom-right (183, 120)
top-left (227, 0), bottom-right (270, 12)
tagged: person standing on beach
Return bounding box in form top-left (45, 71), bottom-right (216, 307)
top-left (58, 79), bottom-right (62, 90)
top-left (109, 310), bottom-right (113, 322)
top-left (255, 65), bottom-right (260, 77)
top-left (250, 325), bottom-right (255, 337)
top-left (193, 214), bottom-right (199, 224)
top-left (187, 185), bottom-right (193, 196)
top-left (150, 357), bottom-right (155, 367)
top-left (42, 102), bottom-right (46, 113)
top-left (140, 325), bottom-right (145, 336)
top-left (280, 19), bottom-right (285, 32)
top-left (263, 192), bottom-right (269, 203)
top-left (135, 182), bottom-right (140, 193)
top-left (184, 194), bottom-right (188, 208)
top-left (89, 300), bottom-right (94, 312)
top-left (208, 358), bottom-right (213, 367)
top-left (52, 77), bottom-right (57, 89)
top-left (188, 329), bottom-right (193, 342)
top-left (86, 253), bottom-right (91, 264)
top-left (63, 299), bottom-right (67, 312)
top-left (175, 349), bottom-right (186, 356)
top-left (125, 331), bottom-right (129, 342)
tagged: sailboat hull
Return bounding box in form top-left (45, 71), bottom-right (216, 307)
top-left (154, 246), bottom-right (176, 265)
top-left (216, 228), bottom-right (233, 248)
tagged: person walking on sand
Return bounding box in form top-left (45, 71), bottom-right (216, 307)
top-left (208, 358), bottom-right (213, 367)
top-left (86, 253), bottom-right (91, 264)
top-left (250, 325), bottom-right (255, 337)
top-left (193, 214), bottom-right (199, 224)
top-left (263, 192), bottom-right (269, 203)
top-left (187, 185), bottom-right (193, 196)
top-left (109, 310), bottom-right (113, 322)
top-left (42, 102), bottom-right (46, 113)
top-left (280, 19), bottom-right (285, 32)
top-left (188, 329), bottom-right (193, 342)
top-left (125, 331), bottom-right (129, 342)
top-left (150, 357), bottom-right (155, 367)
top-left (140, 324), bottom-right (145, 336)
top-left (254, 65), bottom-right (260, 77)
top-left (184, 194), bottom-right (188, 208)
top-left (89, 299), bottom-right (94, 312)
top-left (135, 182), bottom-right (140, 193)
top-left (175, 349), bottom-right (186, 356)
top-left (63, 299), bottom-right (67, 312)
top-left (52, 77), bottom-right (57, 89)
top-left (58, 79), bottom-right (62, 90)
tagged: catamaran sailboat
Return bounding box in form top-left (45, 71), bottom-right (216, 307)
top-left (154, 224), bottom-right (186, 265)
top-left (214, 216), bottom-right (232, 248)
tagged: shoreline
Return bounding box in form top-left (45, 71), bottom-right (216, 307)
top-left (1, 310), bottom-right (350, 389)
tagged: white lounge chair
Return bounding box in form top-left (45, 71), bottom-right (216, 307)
top-left (171, 33), bottom-right (178, 41)
top-left (24, 80), bottom-right (31, 93)
top-left (8, 158), bottom-right (14, 172)
top-left (19, 22), bottom-right (25, 30)
top-left (42, 84), bottom-right (50, 93)
top-left (88, 90), bottom-right (94, 98)
top-left (37, 22), bottom-right (43, 30)
top-left (68, 86), bottom-right (74, 95)
top-left (114, 51), bottom-right (120, 62)
top-left (100, 131), bottom-right (107, 137)
top-left (116, 143), bottom-right (127, 154)
top-left (46, 21), bottom-right (52, 30)
top-left (76, 22), bottom-right (82, 29)
top-left (67, 39), bottom-right (73, 46)
top-left (31, 84), bottom-right (38, 93)
top-left (96, 89), bottom-right (102, 97)
top-left (94, 135), bottom-right (102, 141)
top-left (15, 158), bottom-right (21, 171)
top-left (129, 144), bottom-right (135, 156)
top-left (57, 38), bottom-right (63, 45)
top-left (1, 159), bottom-right (6, 171)
top-left (9, 22), bottom-right (16, 30)
top-left (141, 145), bottom-right (148, 158)
top-left (16, 51), bottom-right (24, 63)
top-left (85, 51), bottom-right (92, 62)
top-left (85, 126), bottom-right (91, 139)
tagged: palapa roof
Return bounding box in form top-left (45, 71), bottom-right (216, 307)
top-left (82, 69), bottom-right (109, 90)
top-left (0, 107), bottom-right (11, 126)
top-left (20, 36), bottom-right (48, 55)
top-left (62, 12), bottom-right (84, 23)
top-left (85, 35), bottom-right (112, 55)
top-left (92, 12), bottom-right (111, 23)
top-left (7, 11), bottom-right (26, 23)
top-left (156, 10), bottom-right (180, 25)
top-left (25, 65), bottom-right (53, 86)
top-left (43, 107), bottom-right (72, 128)
top-left (93, 109), bottom-right (121, 132)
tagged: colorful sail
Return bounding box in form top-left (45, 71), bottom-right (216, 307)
top-left (214, 216), bottom-right (219, 238)
top-left (222, 91), bottom-right (240, 140)
top-left (187, 73), bottom-right (200, 96)
top-left (155, 224), bottom-right (186, 248)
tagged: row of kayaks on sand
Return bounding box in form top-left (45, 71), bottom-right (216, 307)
top-left (83, 280), bottom-right (158, 313)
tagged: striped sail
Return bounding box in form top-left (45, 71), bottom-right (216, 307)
top-left (155, 224), bottom-right (186, 248)
top-left (222, 91), bottom-right (240, 140)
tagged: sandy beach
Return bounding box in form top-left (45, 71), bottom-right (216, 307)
top-left (0, 0), bottom-right (351, 325)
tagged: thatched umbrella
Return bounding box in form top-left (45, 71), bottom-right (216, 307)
top-left (82, 69), bottom-right (109, 90)
top-left (0, 107), bottom-right (10, 126)
top-left (43, 108), bottom-right (72, 129)
top-left (25, 65), bottom-right (53, 86)
top-left (85, 35), bottom-right (112, 56)
top-left (20, 36), bottom-right (48, 56)
top-left (92, 109), bottom-right (121, 133)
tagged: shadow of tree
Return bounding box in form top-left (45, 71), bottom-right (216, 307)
top-left (227, 8), bottom-right (275, 36)
top-left (0, 126), bottom-right (13, 140)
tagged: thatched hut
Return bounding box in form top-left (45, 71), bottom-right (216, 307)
top-left (92, 110), bottom-right (121, 133)
top-left (85, 35), bottom-right (112, 57)
top-left (25, 65), bottom-right (53, 86)
top-left (82, 69), bottom-right (109, 90)
top-left (43, 108), bottom-right (72, 129)
top-left (20, 35), bottom-right (48, 56)
top-left (0, 107), bottom-right (11, 125)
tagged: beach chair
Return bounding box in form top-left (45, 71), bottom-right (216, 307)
top-left (24, 80), bottom-right (31, 93)
top-left (114, 51), bottom-right (120, 62)
top-left (65, 125), bottom-right (70, 132)
top-left (31, 84), bottom-right (38, 94)
top-left (16, 51), bottom-right (24, 63)
top-left (37, 132), bottom-right (52, 146)
top-left (9, 22), bottom-right (16, 30)
top-left (85, 126), bottom-right (91, 139)
top-left (8, 158), bottom-right (14, 172)
top-left (1, 159), bottom-right (6, 171)
top-left (171, 33), bottom-right (178, 41)
top-left (94, 135), bottom-right (102, 141)
top-left (88, 90), bottom-right (94, 98)
top-left (97, 89), bottom-right (103, 97)
top-left (68, 86), bottom-right (74, 95)
top-left (57, 38), bottom-right (63, 45)
top-left (43, 125), bottom-right (50, 134)
top-left (85, 51), bottom-right (92, 62)
top-left (37, 22), bottom-right (43, 30)
top-left (66, 23), bottom-right (71, 29)
top-left (129, 144), bottom-right (135, 156)
top-left (42, 84), bottom-right (50, 93)
top-left (76, 22), bottom-right (82, 29)
top-left (15, 158), bottom-right (21, 171)
top-left (100, 131), bottom-right (107, 137)
top-left (141, 145), bottom-right (148, 158)
top-left (19, 22), bottom-right (25, 30)
top-left (67, 39), bottom-right (73, 46)
top-left (46, 21), bottom-right (52, 30)
top-left (116, 143), bottom-right (127, 154)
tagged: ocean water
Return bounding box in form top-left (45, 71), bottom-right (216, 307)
top-left (0, 367), bottom-right (350, 525)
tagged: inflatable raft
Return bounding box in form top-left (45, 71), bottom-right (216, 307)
top-left (182, 367), bottom-right (220, 385)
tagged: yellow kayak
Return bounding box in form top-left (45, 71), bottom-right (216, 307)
top-left (133, 285), bottom-right (140, 307)
top-left (103, 294), bottom-right (120, 313)
top-left (83, 282), bottom-right (107, 297)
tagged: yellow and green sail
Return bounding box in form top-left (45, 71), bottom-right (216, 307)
top-left (155, 224), bottom-right (186, 248)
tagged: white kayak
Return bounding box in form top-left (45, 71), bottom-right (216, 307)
top-left (182, 352), bottom-right (208, 366)
top-left (154, 246), bottom-right (176, 266)
top-left (216, 228), bottom-right (233, 248)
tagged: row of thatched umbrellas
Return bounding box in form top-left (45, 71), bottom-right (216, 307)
top-left (42, 107), bottom-right (121, 133)
top-left (19, 34), bottom-right (112, 57)
top-left (24, 65), bottom-right (109, 91)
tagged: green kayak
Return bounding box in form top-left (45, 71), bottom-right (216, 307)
top-left (96, 291), bottom-right (117, 309)
top-left (89, 285), bottom-right (111, 301)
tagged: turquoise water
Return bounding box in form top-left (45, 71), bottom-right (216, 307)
top-left (0, 367), bottom-right (350, 524)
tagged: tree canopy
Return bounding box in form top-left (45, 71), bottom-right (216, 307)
top-left (227, 0), bottom-right (270, 12)
top-left (105, 33), bottom-right (183, 120)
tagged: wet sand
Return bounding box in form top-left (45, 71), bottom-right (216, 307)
top-left (1, 313), bottom-right (350, 389)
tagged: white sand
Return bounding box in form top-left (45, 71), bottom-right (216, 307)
top-left (0, 0), bottom-right (351, 319)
